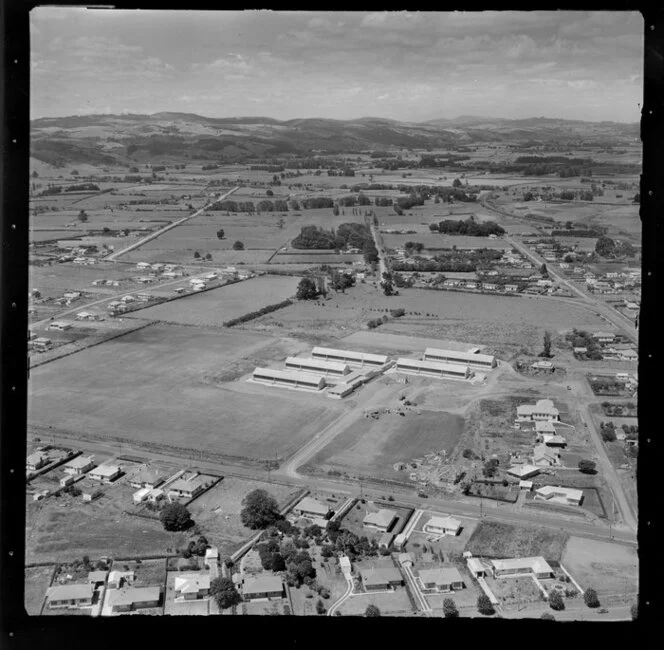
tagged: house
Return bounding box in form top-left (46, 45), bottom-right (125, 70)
top-left (76, 311), bottom-right (103, 321)
top-left (120, 295), bottom-right (136, 303)
top-left (490, 557), bottom-right (554, 579)
top-left (26, 452), bottom-right (49, 471)
top-left (466, 557), bottom-right (491, 579)
top-left (482, 283), bottom-right (498, 291)
top-left (506, 465), bottom-right (540, 480)
top-left (87, 571), bottom-right (108, 588)
top-left (107, 586), bottom-right (161, 613)
top-left (592, 331), bottom-right (616, 344)
top-left (63, 455), bottom-right (95, 476)
top-left (378, 533), bottom-right (395, 549)
top-left (541, 433), bottom-right (567, 448)
top-left (174, 574), bottom-right (210, 601)
top-left (136, 262), bottom-right (151, 269)
top-left (204, 546), bottom-right (219, 569)
top-left (107, 570), bottom-right (135, 589)
top-left (48, 320), bottom-right (73, 331)
top-left (531, 360), bottom-right (554, 371)
top-left (88, 464), bottom-right (122, 484)
top-left (242, 574), bottom-right (284, 601)
top-left (339, 555), bottom-right (352, 576)
top-left (519, 480), bottom-right (533, 491)
top-left (145, 488), bottom-right (165, 503)
top-left (533, 444), bottom-right (560, 467)
top-left (253, 367), bottom-right (326, 392)
top-left (618, 349), bottom-right (638, 362)
top-left (573, 347), bottom-right (588, 355)
top-left (535, 485), bottom-right (584, 506)
top-left (516, 399), bottom-right (559, 422)
top-left (397, 553), bottom-right (414, 568)
top-left (240, 549), bottom-right (264, 577)
top-left (82, 488), bottom-right (103, 502)
top-left (536, 279), bottom-right (553, 287)
top-left (63, 291), bottom-right (81, 300)
top-left (167, 474), bottom-right (209, 499)
top-left (393, 533), bottom-right (408, 550)
top-left (361, 567), bottom-right (404, 591)
top-left (32, 337), bottom-right (52, 350)
top-left (293, 496), bottom-right (332, 519)
top-left (504, 284), bottom-right (518, 292)
top-left (363, 508), bottom-right (398, 532)
top-left (465, 281), bottom-right (478, 290)
top-left (129, 469), bottom-right (164, 490)
top-left (418, 567), bottom-right (465, 592)
top-left (422, 515), bottom-right (461, 537)
top-left (46, 583), bottom-right (94, 609)
top-left (133, 487), bottom-right (152, 503)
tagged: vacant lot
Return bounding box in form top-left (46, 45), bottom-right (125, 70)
top-left (305, 409), bottom-right (464, 482)
top-left (465, 521), bottom-right (569, 562)
top-left (126, 275), bottom-right (299, 326)
top-left (338, 588), bottom-right (414, 616)
top-left (561, 536), bottom-right (638, 598)
top-left (28, 323), bottom-right (341, 463)
top-left (24, 565), bottom-right (54, 615)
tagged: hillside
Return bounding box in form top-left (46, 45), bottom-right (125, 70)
top-left (30, 113), bottom-right (640, 166)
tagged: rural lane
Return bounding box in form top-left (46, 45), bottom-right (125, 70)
top-left (105, 186), bottom-right (239, 261)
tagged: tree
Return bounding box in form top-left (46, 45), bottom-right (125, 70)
top-left (31, 170), bottom-right (39, 178)
top-left (240, 489), bottom-right (282, 529)
top-left (540, 263), bottom-right (548, 277)
top-left (77, 210), bottom-right (88, 222)
top-left (210, 577), bottom-right (243, 610)
top-left (543, 331), bottom-right (552, 358)
top-left (271, 552), bottom-right (286, 572)
top-left (159, 502), bottom-right (193, 532)
top-left (584, 588), bottom-right (600, 608)
top-left (578, 459), bottom-right (597, 474)
top-left (266, 189), bottom-right (274, 197)
top-left (540, 612), bottom-right (555, 620)
top-left (316, 598), bottom-right (326, 615)
top-left (477, 594), bottom-right (495, 615)
top-left (232, 240), bottom-right (244, 250)
top-left (205, 253), bottom-right (212, 260)
top-left (595, 236), bottom-right (616, 257)
top-left (193, 251), bottom-right (201, 258)
top-left (380, 272), bottom-right (395, 296)
top-left (365, 604), bottom-right (381, 617)
top-left (452, 178), bottom-right (462, 188)
top-left (217, 229), bottom-right (225, 239)
top-left (549, 591), bottom-right (565, 611)
top-left (633, 193), bottom-right (640, 203)
top-left (277, 217), bottom-right (285, 229)
top-left (443, 598), bottom-right (459, 618)
top-left (333, 204), bottom-right (340, 216)
top-left (296, 277), bottom-right (319, 301)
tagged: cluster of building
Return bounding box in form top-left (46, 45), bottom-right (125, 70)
top-left (395, 347), bottom-right (496, 382)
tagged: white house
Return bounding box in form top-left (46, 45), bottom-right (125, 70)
top-left (422, 515), bottom-right (461, 536)
top-left (88, 464), bottom-right (122, 484)
top-left (63, 456), bottom-right (95, 476)
top-left (506, 465), bottom-right (540, 479)
top-left (535, 485), bottom-right (584, 506)
top-left (516, 399), bottom-right (560, 422)
top-left (418, 567), bottom-right (465, 592)
top-left (363, 508), bottom-right (398, 532)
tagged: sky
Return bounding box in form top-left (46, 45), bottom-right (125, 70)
top-left (30, 9), bottom-right (644, 122)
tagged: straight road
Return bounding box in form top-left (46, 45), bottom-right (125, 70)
top-left (105, 186), bottom-right (239, 261)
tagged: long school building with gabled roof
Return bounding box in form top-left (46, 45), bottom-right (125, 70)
top-left (284, 356), bottom-right (351, 376)
top-left (311, 346), bottom-right (389, 367)
top-left (423, 347), bottom-right (496, 370)
top-left (396, 358), bottom-right (471, 380)
top-left (252, 367), bottom-right (326, 391)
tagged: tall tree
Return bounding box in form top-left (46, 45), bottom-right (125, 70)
top-left (240, 489), bottom-right (282, 529)
top-left (296, 277), bottom-right (319, 301)
top-left (159, 503), bottom-right (193, 531)
top-left (543, 331), bottom-right (552, 357)
top-left (210, 577), bottom-right (243, 610)
top-left (365, 604), bottom-right (381, 617)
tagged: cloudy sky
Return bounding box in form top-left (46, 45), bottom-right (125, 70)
top-left (31, 9), bottom-right (643, 122)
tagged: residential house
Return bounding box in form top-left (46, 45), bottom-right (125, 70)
top-left (120, 295), bottom-right (136, 303)
top-left (516, 399), bottom-right (559, 422)
top-left (506, 465), bottom-right (540, 480)
top-left (519, 480), bottom-right (534, 491)
top-left (48, 320), bottom-right (73, 331)
top-left (63, 456), bottom-right (95, 476)
top-left (573, 347), bottom-right (588, 355)
top-left (418, 568), bottom-right (465, 592)
top-left (541, 433), bottom-right (567, 448)
top-left (129, 469), bottom-right (164, 490)
top-left (132, 487), bottom-right (152, 504)
top-left (26, 452), bottom-right (49, 471)
top-left (535, 485), bottom-right (584, 506)
top-left (482, 283), bottom-right (498, 291)
top-left (136, 262), bottom-right (151, 270)
top-left (466, 557), bottom-right (491, 579)
top-left (339, 556), bottom-right (352, 576)
top-left (533, 444), bottom-right (560, 467)
top-left (167, 475), bottom-right (209, 500)
top-left (145, 488), bottom-right (165, 503)
top-left (465, 281), bottom-right (478, 290)
top-left (293, 496), bottom-right (332, 520)
top-left (204, 547), bottom-right (219, 570)
top-left (107, 586), bottom-right (161, 613)
top-left (32, 337), bottom-right (52, 350)
top-left (242, 574), bottom-right (284, 601)
top-left (422, 516), bottom-right (461, 537)
top-left (46, 583), bottom-right (94, 610)
top-left (107, 570), bottom-right (135, 589)
top-left (361, 567), bottom-right (404, 591)
top-left (504, 284), bottom-right (518, 292)
top-left (490, 557), bottom-right (554, 579)
top-left (363, 508), bottom-right (398, 532)
top-left (174, 574), bottom-right (210, 601)
top-left (592, 331), bottom-right (616, 344)
top-left (88, 464), bottom-right (122, 484)
top-left (531, 360), bottom-right (554, 371)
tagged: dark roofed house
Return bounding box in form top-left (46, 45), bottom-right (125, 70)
top-left (46, 583), bottom-right (94, 609)
top-left (107, 586), bottom-right (161, 613)
top-left (361, 567), bottom-right (404, 591)
top-left (242, 574), bottom-right (284, 601)
top-left (129, 469), bottom-right (164, 490)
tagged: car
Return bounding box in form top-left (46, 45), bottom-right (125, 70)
top-left (567, 385), bottom-right (572, 390)
top-left (598, 608), bottom-right (609, 614)
top-left (417, 492), bottom-right (429, 499)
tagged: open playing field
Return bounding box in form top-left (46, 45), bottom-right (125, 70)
top-left (24, 565), bottom-right (54, 615)
top-left (465, 521), bottom-right (569, 562)
top-left (28, 323), bottom-right (341, 464)
top-left (304, 408), bottom-right (464, 482)
top-left (126, 275), bottom-right (300, 326)
top-left (561, 536), bottom-right (638, 598)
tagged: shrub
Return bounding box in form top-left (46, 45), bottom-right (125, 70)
top-left (443, 598), bottom-right (459, 618)
top-left (549, 591), bottom-right (565, 611)
top-left (477, 594), bottom-right (495, 616)
top-left (584, 588), bottom-right (600, 608)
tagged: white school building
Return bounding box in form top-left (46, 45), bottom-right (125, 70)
top-left (423, 347), bottom-right (497, 370)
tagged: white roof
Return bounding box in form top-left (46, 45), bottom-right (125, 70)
top-left (65, 455), bottom-right (94, 469)
top-left (519, 480), bottom-right (533, 488)
top-left (107, 586), bottom-right (160, 607)
top-left (47, 583), bottom-right (93, 602)
top-left (90, 464), bottom-right (120, 477)
top-left (491, 557), bottom-right (553, 574)
top-left (363, 508), bottom-right (398, 528)
top-left (285, 357), bottom-right (350, 374)
top-left (295, 496), bottom-right (331, 516)
top-left (424, 347), bottom-right (495, 365)
top-left (311, 346), bottom-right (388, 365)
top-left (418, 567), bottom-right (464, 585)
top-left (425, 515), bottom-right (461, 531)
top-left (506, 464), bottom-right (540, 478)
top-left (542, 434), bottom-right (566, 445)
top-left (396, 358), bottom-right (469, 374)
top-left (339, 556), bottom-right (351, 569)
top-left (536, 485), bottom-right (583, 500)
top-left (242, 574), bottom-right (284, 595)
top-left (517, 399), bottom-right (559, 416)
top-left (253, 367), bottom-right (325, 387)
top-left (108, 570), bottom-right (134, 584)
top-left (174, 574), bottom-right (210, 594)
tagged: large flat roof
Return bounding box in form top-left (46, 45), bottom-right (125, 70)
top-left (285, 357), bottom-right (350, 374)
top-left (253, 367), bottom-right (325, 386)
top-left (424, 347), bottom-right (495, 364)
top-left (311, 346), bottom-right (388, 364)
top-left (536, 485), bottom-right (583, 500)
top-left (90, 464), bottom-right (120, 476)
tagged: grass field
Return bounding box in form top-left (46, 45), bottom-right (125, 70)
top-left (126, 275), bottom-right (299, 326)
top-left (561, 536), bottom-right (638, 597)
top-left (465, 521), bottom-right (569, 562)
top-left (305, 409), bottom-right (464, 482)
top-left (28, 323), bottom-right (341, 463)
top-left (24, 565), bottom-right (54, 615)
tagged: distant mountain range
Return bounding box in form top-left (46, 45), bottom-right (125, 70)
top-left (30, 112), bottom-right (640, 166)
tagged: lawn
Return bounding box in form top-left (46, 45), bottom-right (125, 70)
top-left (484, 575), bottom-right (544, 606)
top-left (125, 275), bottom-right (300, 326)
top-left (24, 565), bottom-right (55, 615)
top-left (28, 323), bottom-right (341, 464)
top-left (336, 588), bottom-right (415, 616)
top-left (305, 409), bottom-right (464, 482)
top-left (465, 521), bottom-right (569, 562)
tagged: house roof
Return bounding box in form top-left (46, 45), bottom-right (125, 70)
top-left (168, 475), bottom-right (207, 493)
top-left (536, 485), bottom-right (583, 501)
top-left (363, 508), bottom-right (398, 528)
top-left (506, 464), bottom-right (540, 478)
top-left (205, 546), bottom-right (219, 560)
top-left (174, 574), bottom-right (210, 594)
top-left (90, 464), bottom-right (120, 477)
top-left (533, 444), bottom-right (558, 462)
top-left (424, 515), bottom-right (461, 531)
top-left (253, 367), bottom-right (326, 387)
top-left (466, 557), bottom-right (489, 573)
top-left (108, 570), bottom-right (134, 584)
top-left (47, 583), bottom-right (94, 602)
top-left (517, 399), bottom-right (559, 416)
top-left (312, 346), bottom-right (388, 365)
top-left (361, 567), bottom-right (403, 587)
top-left (107, 586), bottom-right (160, 607)
top-left (87, 571), bottom-right (108, 583)
top-left (131, 469), bottom-right (163, 485)
top-left (418, 567), bottom-right (464, 585)
top-left (339, 555), bottom-right (351, 569)
top-left (27, 452), bottom-right (47, 464)
top-left (65, 456), bottom-right (94, 469)
top-left (295, 496), bottom-right (331, 516)
top-left (242, 574), bottom-right (284, 595)
top-left (491, 557), bottom-right (553, 574)
top-left (542, 434), bottom-right (567, 445)
top-left (285, 357), bottom-right (350, 374)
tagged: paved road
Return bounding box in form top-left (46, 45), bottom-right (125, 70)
top-left (105, 186), bottom-right (238, 261)
top-left (327, 574), bottom-right (354, 616)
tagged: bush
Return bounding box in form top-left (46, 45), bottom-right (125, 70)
top-left (578, 460), bottom-right (597, 474)
top-left (159, 503), bottom-right (193, 532)
top-left (549, 590), bottom-right (565, 611)
top-left (584, 588), bottom-right (600, 608)
top-left (477, 594), bottom-right (495, 615)
top-left (365, 604), bottom-right (381, 617)
top-left (540, 612), bottom-right (555, 620)
top-left (443, 598), bottom-right (459, 618)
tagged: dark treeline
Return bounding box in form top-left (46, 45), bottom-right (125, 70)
top-left (433, 218), bottom-right (505, 237)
